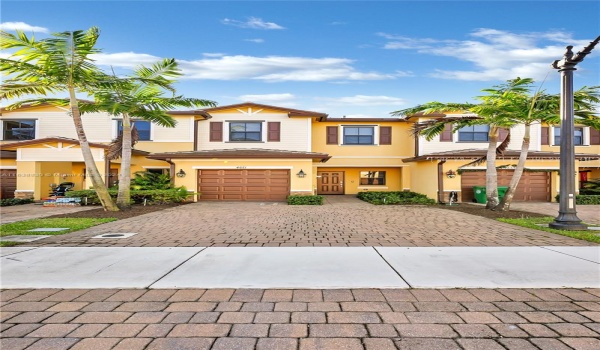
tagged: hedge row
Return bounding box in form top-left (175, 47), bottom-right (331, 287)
top-left (357, 191), bottom-right (436, 205)
top-left (555, 195), bottom-right (600, 205)
top-left (66, 187), bottom-right (191, 205)
top-left (287, 195), bottom-right (324, 205)
top-left (0, 198), bottom-right (34, 207)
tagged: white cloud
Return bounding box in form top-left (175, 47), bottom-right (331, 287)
top-left (238, 93), bottom-right (296, 105)
top-left (245, 38), bottom-right (265, 43)
top-left (91, 52), bottom-right (397, 82)
top-left (222, 17), bottom-right (285, 30)
top-left (319, 95), bottom-right (406, 106)
top-left (379, 29), bottom-right (593, 81)
top-left (91, 52), bottom-right (161, 68)
top-left (0, 22), bottom-right (48, 33)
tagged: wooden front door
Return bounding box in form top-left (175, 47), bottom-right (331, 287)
top-left (317, 171), bottom-right (344, 195)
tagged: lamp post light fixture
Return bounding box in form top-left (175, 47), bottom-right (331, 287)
top-left (549, 36), bottom-right (600, 231)
top-left (176, 169), bottom-right (186, 178)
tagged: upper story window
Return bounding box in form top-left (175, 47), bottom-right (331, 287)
top-left (117, 120), bottom-right (151, 141)
top-left (554, 126), bottom-right (584, 146)
top-left (360, 171), bottom-right (386, 185)
top-left (230, 122), bottom-right (262, 142)
top-left (3, 120), bottom-right (36, 140)
top-left (343, 126), bottom-right (374, 145)
top-left (458, 125), bottom-right (489, 142)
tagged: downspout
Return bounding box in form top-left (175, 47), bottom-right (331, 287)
top-left (193, 120), bottom-right (199, 151)
top-left (104, 150), bottom-right (111, 187)
top-left (437, 160), bottom-right (446, 203)
top-left (165, 159), bottom-right (175, 187)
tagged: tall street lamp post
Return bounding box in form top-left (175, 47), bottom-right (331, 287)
top-left (549, 36), bottom-right (600, 231)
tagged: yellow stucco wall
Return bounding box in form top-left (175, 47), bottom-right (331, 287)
top-left (133, 142), bottom-right (194, 153)
top-left (312, 167), bottom-right (403, 194)
top-left (168, 158), bottom-right (316, 201)
top-left (0, 158), bottom-right (17, 167)
top-left (406, 162), bottom-right (439, 200)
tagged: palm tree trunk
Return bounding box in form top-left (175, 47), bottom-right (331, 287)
top-left (116, 113), bottom-right (132, 209)
top-left (485, 126), bottom-right (500, 209)
top-left (68, 89), bottom-right (119, 211)
top-left (495, 124), bottom-right (531, 211)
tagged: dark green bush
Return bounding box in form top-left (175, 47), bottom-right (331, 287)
top-left (0, 198), bottom-right (34, 207)
top-left (555, 194), bottom-right (600, 205)
top-left (357, 191), bottom-right (436, 205)
top-left (287, 195), bottom-right (324, 205)
top-left (67, 187), bottom-right (191, 205)
top-left (131, 171), bottom-right (172, 190)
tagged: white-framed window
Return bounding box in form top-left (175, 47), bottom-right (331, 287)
top-left (458, 125), bottom-right (489, 142)
top-left (115, 120), bottom-right (152, 141)
top-left (229, 122), bottom-right (262, 142)
top-left (2, 119), bottom-right (36, 140)
top-left (553, 126), bottom-right (585, 146)
top-left (343, 126), bottom-right (375, 145)
top-left (360, 171), bottom-right (386, 185)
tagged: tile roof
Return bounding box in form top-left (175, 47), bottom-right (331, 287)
top-left (402, 149), bottom-right (600, 162)
top-left (148, 148), bottom-right (331, 162)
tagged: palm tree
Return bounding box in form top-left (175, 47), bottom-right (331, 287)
top-left (80, 59), bottom-right (216, 208)
top-left (0, 28), bottom-right (119, 211)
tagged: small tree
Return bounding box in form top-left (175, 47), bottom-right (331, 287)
top-left (80, 59), bottom-right (216, 208)
top-left (0, 28), bottom-right (118, 211)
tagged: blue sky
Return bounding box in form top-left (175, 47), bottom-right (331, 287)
top-left (2, 0), bottom-right (599, 118)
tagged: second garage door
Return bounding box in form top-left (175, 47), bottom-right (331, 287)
top-left (198, 169), bottom-right (290, 201)
top-left (0, 169), bottom-right (17, 199)
top-left (461, 170), bottom-right (551, 202)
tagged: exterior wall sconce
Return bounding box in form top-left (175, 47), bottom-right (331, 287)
top-left (176, 169), bottom-right (186, 178)
top-left (296, 169), bottom-right (306, 178)
top-left (446, 169), bottom-right (456, 178)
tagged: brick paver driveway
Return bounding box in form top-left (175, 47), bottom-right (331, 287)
top-left (27, 196), bottom-right (594, 247)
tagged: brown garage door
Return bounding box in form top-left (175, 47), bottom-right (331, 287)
top-left (0, 169), bottom-right (17, 199)
top-left (461, 170), bottom-right (551, 202)
top-left (198, 169), bottom-right (290, 201)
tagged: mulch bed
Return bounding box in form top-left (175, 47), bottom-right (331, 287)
top-left (44, 203), bottom-right (189, 220)
top-left (436, 203), bottom-right (548, 219)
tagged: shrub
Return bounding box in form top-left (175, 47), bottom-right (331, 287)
top-left (357, 191), bottom-right (436, 205)
top-left (580, 178), bottom-right (600, 195)
top-left (67, 187), bottom-right (191, 205)
top-left (555, 194), bottom-right (600, 205)
top-left (287, 195), bottom-right (324, 205)
top-left (0, 198), bottom-right (34, 207)
top-left (131, 171), bottom-right (172, 190)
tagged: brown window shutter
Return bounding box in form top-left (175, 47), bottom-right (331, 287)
top-left (379, 126), bottom-right (392, 145)
top-left (267, 122), bottom-right (280, 142)
top-left (326, 126), bottom-right (338, 144)
top-left (590, 128), bottom-right (600, 145)
top-left (209, 122), bottom-right (223, 142)
top-left (440, 124), bottom-right (453, 142)
top-left (498, 128), bottom-right (509, 141)
top-left (541, 126), bottom-right (549, 145)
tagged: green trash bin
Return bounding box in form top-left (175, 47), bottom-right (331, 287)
top-left (473, 186), bottom-right (508, 203)
top-left (498, 186), bottom-right (508, 200)
top-left (473, 186), bottom-right (486, 203)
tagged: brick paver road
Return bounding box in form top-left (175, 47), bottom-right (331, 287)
top-left (1, 288), bottom-right (599, 350)
top-left (26, 197), bottom-right (595, 247)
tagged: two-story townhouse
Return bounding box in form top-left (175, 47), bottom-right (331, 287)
top-left (147, 103), bottom-right (330, 201)
top-left (0, 103), bottom-right (198, 200)
top-left (311, 116), bottom-right (413, 195)
top-left (401, 113), bottom-right (600, 203)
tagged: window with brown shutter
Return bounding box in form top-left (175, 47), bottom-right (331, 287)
top-left (267, 122), bottom-right (280, 142)
top-left (541, 126), bottom-right (549, 145)
top-left (209, 122), bottom-right (223, 142)
top-left (590, 128), bottom-right (600, 145)
top-left (326, 126), bottom-right (338, 144)
top-left (499, 128), bottom-right (509, 142)
top-left (379, 126), bottom-right (392, 145)
top-left (440, 124), bottom-right (453, 142)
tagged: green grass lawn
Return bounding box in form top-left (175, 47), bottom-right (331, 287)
top-left (0, 218), bottom-right (116, 237)
top-left (498, 217), bottom-right (600, 243)
top-left (0, 241), bottom-right (21, 247)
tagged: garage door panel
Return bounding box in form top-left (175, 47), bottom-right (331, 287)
top-left (0, 169), bottom-right (17, 199)
top-left (460, 170), bottom-right (550, 202)
top-left (198, 169), bottom-right (290, 201)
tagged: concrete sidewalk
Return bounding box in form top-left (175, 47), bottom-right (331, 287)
top-left (2, 246), bottom-right (598, 289)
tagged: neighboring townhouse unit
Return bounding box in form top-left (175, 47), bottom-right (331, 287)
top-left (1, 102), bottom-right (599, 203)
top-left (402, 113), bottom-right (600, 203)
